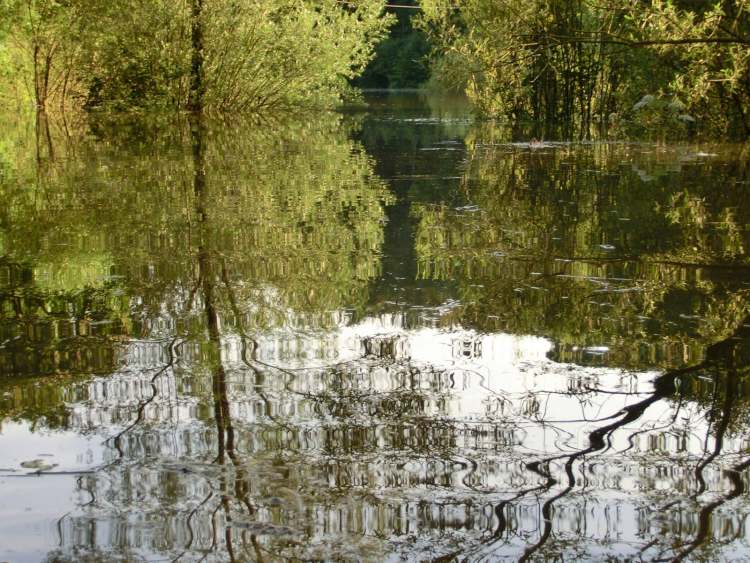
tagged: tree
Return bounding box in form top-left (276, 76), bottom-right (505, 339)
top-left (356, 0), bottom-right (431, 88)
top-left (419, 0), bottom-right (750, 137)
top-left (0, 0), bottom-right (393, 112)
top-left (0, 0), bottom-right (85, 112)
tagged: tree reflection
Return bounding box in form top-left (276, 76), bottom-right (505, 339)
top-left (409, 133), bottom-right (750, 560)
top-left (1, 110), bottom-right (394, 559)
top-left (414, 140), bottom-right (750, 369)
top-left (1, 111), bottom-right (750, 561)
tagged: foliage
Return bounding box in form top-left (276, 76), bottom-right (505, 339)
top-left (356, 1), bottom-right (430, 89)
top-left (199, 0), bottom-right (391, 109)
top-left (626, 0), bottom-right (750, 136)
top-left (0, 0), bottom-right (393, 111)
top-left (0, 0), bottom-right (87, 112)
top-left (419, 0), bottom-right (750, 137)
top-left (419, 0), bottom-right (626, 131)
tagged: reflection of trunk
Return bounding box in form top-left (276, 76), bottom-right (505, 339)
top-left (693, 365), bottom-right (738, 498)
top-left (35, 109), bottom-right (54, 166)
top-left (674, 361), bottom-right (743, 561)
top-left (34, 111), bottom-right (54, 215)
top-left (522, 315), bottom-right (750, 561)
top-left (193, 113), bottom-right (233, 559)
top-left (191, 113), bottom-right (233, 463)
top-left (192, 115), bottom-right (258, 561)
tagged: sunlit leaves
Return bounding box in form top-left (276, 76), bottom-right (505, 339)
top-left (419, 0), bottom-right (750, 137)
top-left (0, 0), bottom-right (393, 111)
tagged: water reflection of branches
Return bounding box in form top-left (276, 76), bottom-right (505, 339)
top-left (107, 336), bottom-right (182, 462)
top-left (442, 315), bottom-right (750, 562)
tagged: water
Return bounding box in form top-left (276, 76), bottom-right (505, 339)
top-left (1, 92), bottom-right (749, 562)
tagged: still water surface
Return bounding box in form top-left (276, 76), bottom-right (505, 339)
top-left (1, 93), bottom-right (750, 561)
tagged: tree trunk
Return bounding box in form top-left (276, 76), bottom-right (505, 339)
top-left (188, 0), bottom-right (205, 112)
top-left (33, 44), bottom-right (44, 111)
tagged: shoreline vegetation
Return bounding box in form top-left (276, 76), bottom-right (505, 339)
top-left (1, 0), bottom-right (749, 139)
top-left (0, 0), bottom-right (393, 114)
top-left (418, 0), bottom-right (750, 139)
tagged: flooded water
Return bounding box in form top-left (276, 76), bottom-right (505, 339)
top-left (1, 92), bottom-right (750, 562)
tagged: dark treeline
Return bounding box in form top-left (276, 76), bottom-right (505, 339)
top-left (355, 0), bottom-right (430, 89)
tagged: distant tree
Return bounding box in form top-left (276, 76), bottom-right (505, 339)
top-left (356, 0), bottom-right (431, 89)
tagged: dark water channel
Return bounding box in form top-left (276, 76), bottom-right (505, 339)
top-left (1, 92), bottom-right (750, 562)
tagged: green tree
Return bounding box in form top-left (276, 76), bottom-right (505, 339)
top-left (419, 0), bottom-right (750, 137)
top-left (0, 0), bottom-right (86, 112)
top-left (0, 0), bottom-right (393, 112)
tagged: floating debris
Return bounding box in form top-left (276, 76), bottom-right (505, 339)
top-left (583, 346), bottom-right (610, 355)
top-left (455, 205), bottom-right (480, 212)
top-left (20, 459), bottom-right (58, 472)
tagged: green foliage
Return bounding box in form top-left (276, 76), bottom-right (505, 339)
top-left (75, 1), bottom-right (190, 110)
top-left (419, 0), bottom-right (627, 130)
top-left (199, 0), bottom-right (392, 109)
top-left (628, 94), bottom-right (696, 138)
top-left (358, 31), bottom-right (431, 88)
top-left (0, 0), bottom-right (393, 112)
top-left (357, 2), bottom-right (431, 89)
top-left (0, 0), bottom-right (86, 111)
top-left (419, 0), bottom-right (750, 137)
top-left (625, 0), bottom-right (750, 137)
